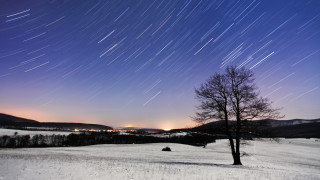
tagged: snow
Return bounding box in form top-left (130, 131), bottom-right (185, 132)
top-left (0, 128), bottom-right (74, 137)
top-left (153, 132), bottom-right (188, 138)
top-left (0, 138), bottom-right (319, 179)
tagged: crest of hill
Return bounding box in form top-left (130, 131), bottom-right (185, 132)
top-left (0, 113), bottom-right (112, 130)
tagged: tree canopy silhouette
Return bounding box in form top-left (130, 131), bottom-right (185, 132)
top-left (194, 66), bottom-right (282, 165)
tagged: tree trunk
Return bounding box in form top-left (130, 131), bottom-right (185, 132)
top-left (234, 115), bottom-right (242, 165)
top-left (224, 116), bottom-right (237, 165)
top-left (233, 154), bottom-right (242, 165)
top-left (227, 133), bottom-right (237, 165)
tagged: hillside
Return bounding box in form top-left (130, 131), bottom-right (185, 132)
top-left (0, 113), bottom-right (112, 130)
top-left (269, 122), bottom-right (320, 138)
top-left (0, 113), bottom-right (39, 126)
top-left (170, 118), bottom-right (320, 138)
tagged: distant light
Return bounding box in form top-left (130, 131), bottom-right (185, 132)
top-left (163, 129), bottom-right (171, 131)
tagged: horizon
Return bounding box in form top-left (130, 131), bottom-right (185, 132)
top-left (1, 112), bottom-right (319, 130)
top-left (1, 0), bottom-right (320, 130)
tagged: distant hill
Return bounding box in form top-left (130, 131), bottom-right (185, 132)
top-left (268, 122), bottom-right (320, 138)
top-left (262, 118), bottom-right (320, 127)
top-left (170, 118), bottom-right (320, 138)
top-left (0, 113), bottom-right (112, 130)
top-left (0, 113), bottom-right (39, 125)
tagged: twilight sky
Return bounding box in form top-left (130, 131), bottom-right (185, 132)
top-left (1, 0), bottom-right (319, 129)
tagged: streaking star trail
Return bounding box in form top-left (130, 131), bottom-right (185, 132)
top-left (0, 0), bottom-right (319, 129)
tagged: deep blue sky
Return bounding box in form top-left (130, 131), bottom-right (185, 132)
top-left (1, 0), bottom-right (319, 129)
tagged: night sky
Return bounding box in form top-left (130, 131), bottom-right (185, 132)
top-left (1, 0), bottom-right (320, 129)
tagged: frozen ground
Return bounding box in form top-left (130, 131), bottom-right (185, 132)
top-left (0, 138), bottom-right (319, 180)
top-left (0, 128), bottom-right (74, 137)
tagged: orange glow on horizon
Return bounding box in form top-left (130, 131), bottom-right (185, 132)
top-left (1, 106), bottom-right (196, 129)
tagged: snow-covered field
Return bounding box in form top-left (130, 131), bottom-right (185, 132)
top-left (0, 138), bottom-right (319, 180)
top-left (0, 128), bottom-right (74, 137)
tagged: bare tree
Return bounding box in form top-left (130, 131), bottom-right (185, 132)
top-left (194, 66), bottom-right (282, 165)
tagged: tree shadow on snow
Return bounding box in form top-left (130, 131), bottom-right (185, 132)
top-left (153, 161), bottom-right (246, 168)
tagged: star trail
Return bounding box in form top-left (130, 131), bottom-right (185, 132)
top-left (1, 0), bottom-right (319, 129)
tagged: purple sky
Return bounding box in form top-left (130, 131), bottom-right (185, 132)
top-left (1, 0), bottom-right (319, 129)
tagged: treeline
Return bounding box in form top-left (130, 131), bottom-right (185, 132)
top-left (2, 126), bottom-right (71, 132)
top-left (0, 132), bottom-right (215, 148)
top-left (0, 134), bottom-right (67, 148)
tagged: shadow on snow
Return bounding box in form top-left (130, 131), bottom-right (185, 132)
top-left (153, 161), bottom-right (246, 168)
